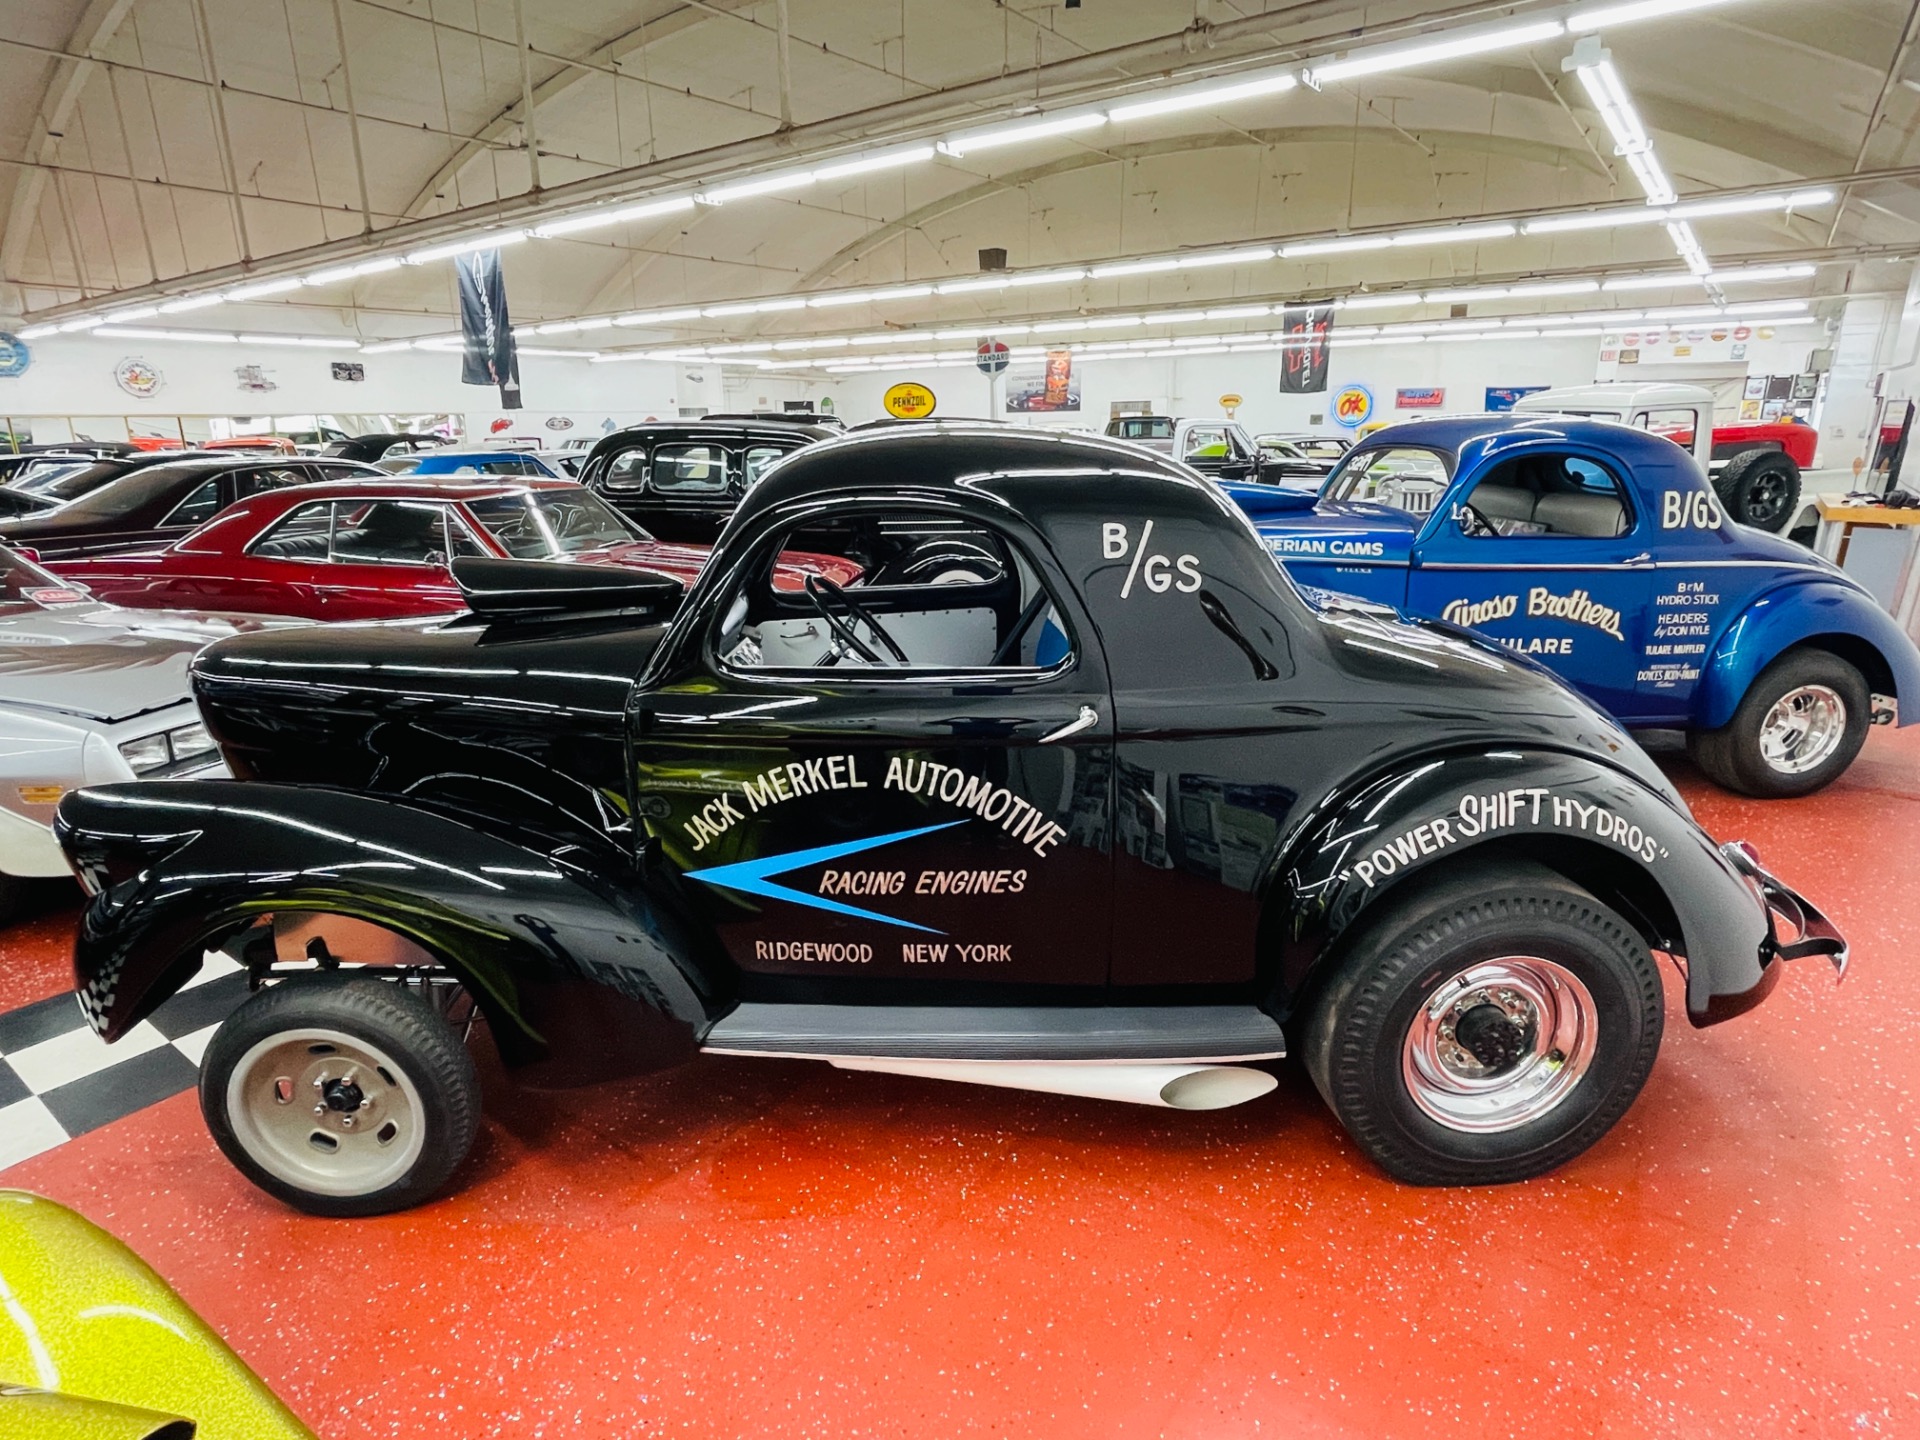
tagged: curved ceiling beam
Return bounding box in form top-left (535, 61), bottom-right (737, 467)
top-left (0, 0), bottom-right (139, 292)
top-left (399, 0), bottom-right (764, 221)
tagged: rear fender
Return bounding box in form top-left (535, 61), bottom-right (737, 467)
top-left (54, 782), bottom-right (718, 1070)
top-left (1695, 578), bottom-right (1920, 730)
top-left (1269, 749), bottom-right (1778, 1026)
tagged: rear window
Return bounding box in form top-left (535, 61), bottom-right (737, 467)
top-left (651, 443), bottom-right (729, 493)
top-left (1113, 417), bottom-right (1174, 440)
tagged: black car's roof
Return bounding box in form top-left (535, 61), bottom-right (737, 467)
top-left (585, 419), bottom-right (838, 461)
top-left (3, 454), bottom-right (364, 529)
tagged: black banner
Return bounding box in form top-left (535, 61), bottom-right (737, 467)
top-left (456, 248), bottom-right (522, 409)
top-left (1278, 302), bottom-right (1334, 395)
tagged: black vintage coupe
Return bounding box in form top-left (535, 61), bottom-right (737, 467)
top-left (578, 417), bottom-right (836, 542)
top-left (56, 425), bottom-right (1843, 1214)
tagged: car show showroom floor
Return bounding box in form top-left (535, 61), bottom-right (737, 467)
top-left (0, 728), bottom-right (1910, 1439)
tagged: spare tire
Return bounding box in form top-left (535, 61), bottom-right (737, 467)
top-left (1715, 448), bottom-right (1801, 531)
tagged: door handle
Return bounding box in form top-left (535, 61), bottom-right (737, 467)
top-left (1623, 551), bottom-right (1654, 567)
top-left (1039, 705), bottom-right (1099, 744)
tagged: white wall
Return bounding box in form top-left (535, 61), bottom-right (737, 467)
top-left (821, 333), bottom-right (1605, 433)
top-left (0, 332), bottom-right (683, 444)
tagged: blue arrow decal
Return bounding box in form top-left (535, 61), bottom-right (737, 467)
top-left (684, 821), bottom-right (964, 932)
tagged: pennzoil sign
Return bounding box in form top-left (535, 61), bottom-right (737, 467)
top-left (883, 382), bottom-right (937, 419)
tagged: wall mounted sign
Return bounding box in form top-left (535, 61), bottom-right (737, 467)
top-left (976, 340), bottom-right (1010, 375)
top-left (331, 362), bottom-right (365, 382)
top-left (1278, 303), bottom-right (1334, 394)
top-left (114, 357), bottom-right (162, 398)
top-left (0, 332), bottom-right (31, 379)
top-left (883, 381), bottom-right (938, 418)
top-left (545, 415), bottom-right (575, 430)
top-left (1485, 386), bottom-right (1550, 412)
top-left (1005, 352), bottom-right (1079, 413)
top-left (1218, 392), bottom-right (1244, 417)
top-left (235, 364), bottom-right (277, 393)
top-left (1331, 383), bottom-right (1375, 429)
top-left (1395, 387), bottom-right (1445, 409)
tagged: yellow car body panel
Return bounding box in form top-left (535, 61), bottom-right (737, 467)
top-left (0, 1191), bottom-right (315, 1440)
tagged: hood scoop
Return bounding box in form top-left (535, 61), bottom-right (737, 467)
top-left (452, 556), bottom-right (685, 620)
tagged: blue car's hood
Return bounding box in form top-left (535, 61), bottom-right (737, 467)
top-left (1249, 499), bottom-right (1423, 566)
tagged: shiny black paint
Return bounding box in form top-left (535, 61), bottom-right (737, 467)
top-left (578, 420), bottom-right (830, 543)
top-left (57, 426), bottom-right (1828, 1081)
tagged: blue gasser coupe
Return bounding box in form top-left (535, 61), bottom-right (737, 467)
top-left (1225, 414), bottom-right (1920, 797)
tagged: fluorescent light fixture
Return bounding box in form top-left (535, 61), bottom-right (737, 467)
top-left (57, 316), bottom-right (106, 332)
top-left (699, 170), bottom-right (816, 204)
top-left (614, 307), bottom-right (704, 326)
top-left (1090, 258), bottom-right (1180, 279)
top-left (936, 276), bottom-right (1013, 295)
top-left (103, 304), bottom-right (161, 322)
top-left (1668, 190), bottom-right (1829, 221)
top-left (575, 317), bottom-right (616, 331)
top-left (808, 290), bottom-right (880, 308)
top-left (237, 335), bottom-right (362, 349)
top-left (774, 336), bottom-right (851, 350)
top-left (707, 342), bottom-right (773, 354)
top-left (1336, 294), bottom-right (1423, 310)
top-left (1711, 263), bottom-right (1819, 284)
top-left (1308, 20), bottom-right (1565, 84)
top-left (1525, 187), bottom-right (1834, 235)
top-left (159, 293), bottom-right (225, 313)
top-left (1622, 148), bottom-right (1676, 207)
top-left (1569, 0), bottom-right (1742, 33)
top-left (937, 110), bottom-right (1106, 157)
top-left (1667, 221), bottom-right (1713, 275)
top-left (1396, 222), bottom-right (1517, 247)
top-left (814, 145), bottom-right (936, 181)
top-left (1107, 70), bottom-right (1297, 123)
top-left (1006, 267), bottom-right (1088, 287)
top-left (1642, 299), bottom-right (1810, 319)
top-left (1283, 236), bottom-right (1393, 258)
top-left (536, 320), bottom-right (581, 334)
top-left (531, 195), bottom-right (695, 238)
top-left (1602, 272), bottom-right (1704, 291)
top-left (404, 230), bottom-right (528, 265)
top-left (1178, 246), bottom-right (1278, 269)
top-left (1085, 315), bottom-right (1144, 329)
top-left (358, 340), bottom-right (415, 354)
top-left (865, 284), bottom-right (935, 302)
top-left (97, 326), bottom-right (236, 343)
top-left (1523, 207), bottom-right (1672, 234)
top-left (1503, 279), bottom-right (1604, 298)
top-left (225, 278), bottom-right (304, 301)
top-left (516, 347), bottom-right (600, 359)
top-left (304, 257), bottom-right (404, 286)
top-left (16, 323), bottom-right (57, 338)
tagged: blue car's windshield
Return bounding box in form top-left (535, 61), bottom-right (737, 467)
top-left (1323, 446), bottom-right (1454, 516)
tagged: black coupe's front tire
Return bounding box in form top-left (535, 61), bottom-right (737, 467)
top-left (1686, 648), bottom-right (1869, 798)
top-left (1301, 866), bottom-right (1663, 1186)
top-left (200, 975), bottom-right (480, 1217)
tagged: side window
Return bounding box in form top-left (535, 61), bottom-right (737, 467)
top-left (331, 500), bottom-right (450, 564)
top-left (240, 466), bottom-right (309, 495)
top-left (161, 479), bottom-right (222, 528)
top-left (602, 447), bottom-right (648, 492)
top-left (247, 501), bottom-right (336, 560)
top-left (1454, 453), bottom-right (1631, 539)
top-left (1182, 426), bottom-right (1228, 461)
top-left (442, 509), bottom-right (490, 559)
top-left (742, 445), bottom-right (786, 486)
top-left (1326, 447), bottom-right (1453, 514)
top-left (651, 443), bottom-right (729, 493)
top-left (714, 508), bottom-right (1074, 676)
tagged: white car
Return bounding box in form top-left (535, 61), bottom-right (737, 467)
top-left (0, 548), bottom-right (257, 919)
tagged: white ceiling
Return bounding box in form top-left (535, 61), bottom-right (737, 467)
top-left (4, 0), bottom-right (1918, 349)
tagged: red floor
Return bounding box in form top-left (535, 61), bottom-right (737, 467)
top-left (8, 729), bottom-right (1919, 1439)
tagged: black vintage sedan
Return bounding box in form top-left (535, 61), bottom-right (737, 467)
top-left (578, 417), bottom-right (835, 542)
top-left (321, 432), bottom-right (448, 464)
top-left (0, 454), bottom-right (383, 560)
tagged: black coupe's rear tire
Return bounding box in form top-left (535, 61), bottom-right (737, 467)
top-left (1686, 648), bottom-right (1869, 798)
top-left (1301, 865), bottom-right (1662, 1186)
top-left (1715, 449), bottom-right (1801, 531)
top-left (200, 974), bottom-right (479, 1217)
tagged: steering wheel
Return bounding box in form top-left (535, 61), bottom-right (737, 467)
top-left (803, 574), bottom-right (910, 667)
top-left (1453, 501), bottom-right (1499, 538)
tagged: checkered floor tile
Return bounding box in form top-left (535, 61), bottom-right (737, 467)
top-left (0, 951), bottom-right (249, 1171)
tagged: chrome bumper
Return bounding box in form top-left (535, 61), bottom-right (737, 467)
top-left (1723, 840), bottom-right (1848, 981)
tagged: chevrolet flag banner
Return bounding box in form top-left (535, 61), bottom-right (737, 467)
top-left (456, 248), bottom-right (522, 409)
top-left (1278, 302), bottom-right (1334, 395)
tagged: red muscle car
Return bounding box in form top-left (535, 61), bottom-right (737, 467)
top-left (46, 478), bottom-right (858, 622)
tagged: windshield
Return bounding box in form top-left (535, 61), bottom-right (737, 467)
top-left (0, 547), bottom-right (88, 613)
top-left (23, 460), bottom-right (132, 505)
top-left (58, 463), bottom-right (213, 518)
top-left (1323, 446), bottom-right (1455, 515)
top-left (465, 488), bottom-right (644, 557)
top-left (1295, 438), bottom-right (1348, 460)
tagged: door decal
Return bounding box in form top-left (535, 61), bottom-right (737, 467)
top-left (685, 821), bottom-right (963, 931)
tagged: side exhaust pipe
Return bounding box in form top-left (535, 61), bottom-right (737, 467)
top-left (829, 1057), bottom-right (1278, 1110)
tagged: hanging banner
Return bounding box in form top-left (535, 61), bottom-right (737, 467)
top-left (456, 248), bottom-right (522, 410)
top-left (1278, 303), bottom-right (1334, 394)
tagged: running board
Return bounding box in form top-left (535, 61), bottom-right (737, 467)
top-left (699, 1003), bottom-right (1285, 1063)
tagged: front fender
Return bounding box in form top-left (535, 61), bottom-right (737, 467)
top-left (1695, 577), bottom-right (1920, 730)
top-left (1274, 748), bottom-right (1788, 1026)
top-left (54, 782), bottom-right (717, 1063)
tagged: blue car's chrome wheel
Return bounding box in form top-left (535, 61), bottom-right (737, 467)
top-left (1759, 683), bottom-right (1848, 775)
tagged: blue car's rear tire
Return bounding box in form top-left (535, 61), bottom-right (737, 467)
top-left (1687, 648), bottom-right (1869, 798)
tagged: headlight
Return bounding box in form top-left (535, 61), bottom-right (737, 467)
top-left (169, 722), bottom-right (216, 758)
top-left (117, 735), bottom-right (172, 774)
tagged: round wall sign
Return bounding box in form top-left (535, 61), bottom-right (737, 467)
top-left (1331, 383), bottom-right (1375, 429)
top-left (883, 381), bottom-right (937, 419)
top-left (545, 415), bottom-right (575, 430)
top-left (0, 332), bottom-right (31, 379)
top-left (114, 357), bottom-right (163, 398)
top-left (976, 340), bottom-right (1010, 375)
